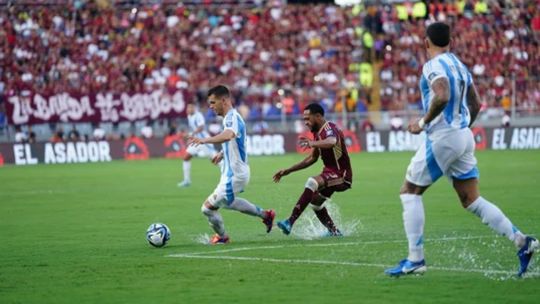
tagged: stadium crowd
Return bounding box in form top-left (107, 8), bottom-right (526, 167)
top-left (0, 0), bottom-right (539, 130)
top-left (380, 0), bottom-right (540, 113)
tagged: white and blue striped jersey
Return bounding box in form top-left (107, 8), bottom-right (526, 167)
top-left (420, 52), bottom-right (473, 134)
top-left (221, 109), bottom-right (249, 178)
top-left (188, 111), bottom-right (210, 139)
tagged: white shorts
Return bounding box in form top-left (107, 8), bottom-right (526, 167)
top-left (186, 143), bottom-right (216, 158)
top-left (206, 168), bottom-right (250, 208)
top-left (406, 128), bottom-right (479, 186)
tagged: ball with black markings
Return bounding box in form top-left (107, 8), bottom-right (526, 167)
top-left (146, 223), bottom-right (171, 248)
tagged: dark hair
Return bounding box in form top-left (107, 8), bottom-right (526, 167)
top-left (426, 22), bottom-right (450, 47)
top-left (207, 85), bottom-right (230, 98)
top-left (304, 103), bottom-right (325, 117)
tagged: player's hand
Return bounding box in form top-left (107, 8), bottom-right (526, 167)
top-left (273, 169), bottom-right (289, 183)
top-left (187, 136), bottom-right (204, 146)
top-left (211, 152), bottom-right (223, 165)
top-left (408, 118), bottom-right (424, 134)
top-left (298, 136), bottom-right (312, 150)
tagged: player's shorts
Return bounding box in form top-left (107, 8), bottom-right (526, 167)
top-left (406, 128), bottom-right (479, 186)
top-left (206, 168), bottom-right (250, 208)
top-left (186, 143), bottom-right (216, 158)
top-left (317, 167), bottom-right (352, 198)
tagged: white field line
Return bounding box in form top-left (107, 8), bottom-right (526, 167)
top-left (169, 235), bottom-right (492, 256)
top-left (166, 235), bottom-right (540, 276)
top-left (169, 254), bottom-right (538, 276)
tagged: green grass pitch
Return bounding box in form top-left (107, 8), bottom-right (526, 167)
top-left (1, 150), bottom-right (539, 303)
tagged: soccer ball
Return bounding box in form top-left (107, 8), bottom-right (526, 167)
top-left (146, 223), bottom-right (171, 248)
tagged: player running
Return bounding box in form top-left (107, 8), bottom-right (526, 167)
top-left (273, 103), bottom-right (352, 237)
top-left (188, 85), bottom-right (275, 244)
top-left (385, 22), bottom-right (538, 277)
top-left (178, 103), bottom-right (217, 187)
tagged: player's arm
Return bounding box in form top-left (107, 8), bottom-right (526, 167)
top-left (409, 77), bottom-right (450, 134)
top-left (466, 82), bottom-right (481, 127)
top-left (189, 129), bottom-right (235, 145)
top-left (211, 151), bottom-right (224, 165)
top-left (299, 136), bottom-right (337, 149)
top-left (273, 148), bottom-right (320, 183)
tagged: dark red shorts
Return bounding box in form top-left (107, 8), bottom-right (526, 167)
top-left (317, 167), bottom-right (351, 198)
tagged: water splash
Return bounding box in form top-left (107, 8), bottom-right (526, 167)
top-left (291, 201), bottom-right (362, 240)
top-left (431, 236), bottom-right (539, 281)
top-left (194, 233), bottom-right (211, 245)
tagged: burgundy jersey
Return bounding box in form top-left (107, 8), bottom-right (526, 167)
top-left (314, 122), bottom-right (353, 183)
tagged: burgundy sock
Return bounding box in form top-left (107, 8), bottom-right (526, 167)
top-left (314, 207), bottom-right (337, 232)
top-left (288, 188), bottom-right (314, 225)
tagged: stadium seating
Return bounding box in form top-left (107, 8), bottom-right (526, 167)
top-left (0, 0), bottom-right (538, 129)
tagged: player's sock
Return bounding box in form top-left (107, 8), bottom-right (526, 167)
top-left (227, 197), bottom-right (264, 218)
top-left (314, 207), bottom-right (338, 232)
top-left (466, 196), bottom-right (526, 248)
top-left (182, 161), bottom-right (191, 183)
top-left (400, 194), bottom-right (425, 262)
top-left (288, 188), bottom-right (314, 225)
top-left (202, 208), bottom-right (226, 237)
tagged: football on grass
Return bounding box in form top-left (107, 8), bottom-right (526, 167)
top-left (146, 223), bottom-right (171, 248)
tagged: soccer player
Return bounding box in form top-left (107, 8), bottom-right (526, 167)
top-left (385, 22), bottom-right (538, 277)
top-left (273, 103), bottom-right (352, 236)
top-left (188, 85), bottom-right (275, 244)
top-left (178, 103), bottom-right (217, 187)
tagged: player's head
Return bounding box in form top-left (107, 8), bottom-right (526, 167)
top-left (425, 22), bottom-right (451, 55)
top-left (303, 103), bottom-right (325, 132)
top-left (207, 85), bottom-right (231, 116)
top-left (186, 103), bottom-right (196, 115)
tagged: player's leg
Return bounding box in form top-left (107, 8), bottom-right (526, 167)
top-left (455, 177), bottom-right (538, 276)
top-left (222, 177), bottom-right (276, 233)
top-left (276, 175), bottom-right (323, 235)
top-left (386, 140), bottom-right (438, 276)
top-left (385, 180), bottom-right (430, 276)
top-left (201, 198), bottom-right (229, 244)
top-left (178, 147), bottom-right (195, 187)
top-left (402, 181), bottom-right (429, 255)
top-left (451, 129), bottom-right (524, 245)
top-left (455, 177), bottom-right (525, 244)
top-left (310, 192), bottom-right (341, 236)
top-left (311, 175), bottom-right (351, 236)
top-left (451, 128), bottom-right (538, 276)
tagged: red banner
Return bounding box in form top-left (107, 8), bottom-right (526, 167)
top-left (472, 127), bottom-right (487, 150)
top-left (124, 136), bottom-right (150, 160)
top-left (4, 90), bottom-right (188, 125)
top-left (163, 134), bottom-right (187, 159)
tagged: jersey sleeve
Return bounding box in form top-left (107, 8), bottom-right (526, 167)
top-left (321, 123), bottom-right (336, 139)
top-left (223, 113), bottom-right (239, 137)
top-left (422, 60), bottom-right (447, 85)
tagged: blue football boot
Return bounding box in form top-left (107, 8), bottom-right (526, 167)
top-left (385, 259), bottom-right (427, 277)
top-left (517, 236), bottom-right (539, 277)
top-left (277, 219), bottom-right (292, 235)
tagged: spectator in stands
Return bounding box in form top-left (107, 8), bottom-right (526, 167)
top-left (252, 118), bottom-right (270, 135)
top-left (50, 129), bottom-right (64, 143)
top-left (0, 0), bottom-right (537, 132)
top-left (27, 126), bottom-right (36, 144)
top-left (92, 124), bottom-right (106, 141)
top-left (361, 118), bottom-right (375, 132)
top-left (0, 110), bottom-right (6, 134)
top-left (141, 123), bottom-right (153, 139)
top-left (390, 115), bottom-right (404, 131)
top-left (68, 125), bottom-right (80, 141)
top-left (501, 112), bottom-right (511, 128)
top-left (14, 126), bottom-right (28, 143)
